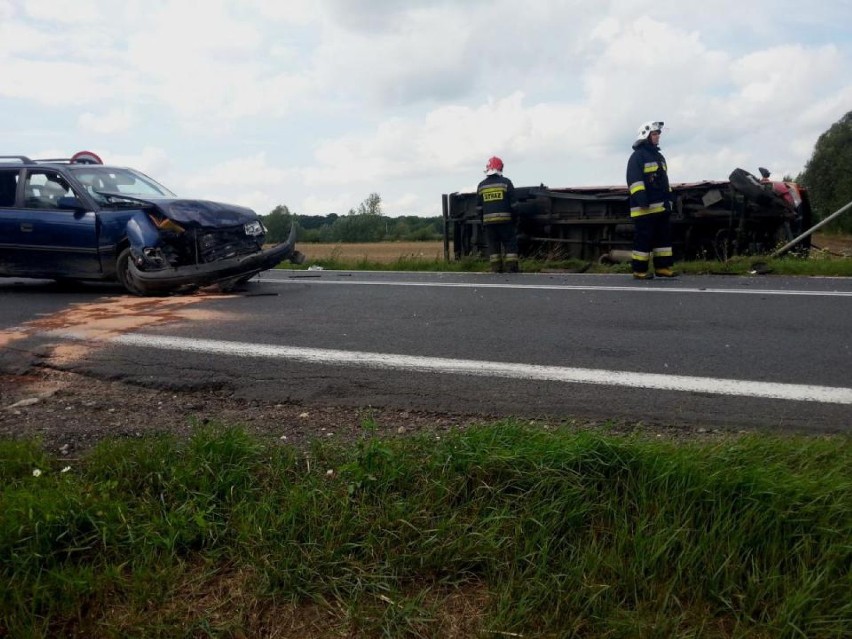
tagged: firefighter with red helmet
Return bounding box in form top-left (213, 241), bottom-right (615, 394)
top-left (626, 121), bottom-right (676, 279)
top-left (476, 156), bottom-right (519, 273)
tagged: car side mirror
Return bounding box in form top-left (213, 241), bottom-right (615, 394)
top-left (56, 196), bottom-right (86, 211)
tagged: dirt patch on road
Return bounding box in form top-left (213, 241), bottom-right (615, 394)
top-left (0, 294), bottom-right (231, 367)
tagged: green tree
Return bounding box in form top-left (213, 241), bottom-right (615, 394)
top-left (389, 219), bottom-right (411, 240)
top-left (357, 192), bottom-right (382, 216)
top-left (261, 205), bottom-right (293, 243)
top-left (261, 195), bottom-right (444, 244)
top-left (797, 111), bottom-right (852, 233)
top-left (331, 193), bottom-right (386, 242)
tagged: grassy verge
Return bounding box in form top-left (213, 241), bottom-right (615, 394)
top-left (2, 424), bottom-right (850, 638)
top-left (284, 253), bottom-right (852, 277)
top-left (282, 242), bottom-right (852, 276)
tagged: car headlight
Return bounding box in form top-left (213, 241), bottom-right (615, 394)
top-left (142, 247), bottom-right (167, 268)
top-left (244, 221), bottom-right (263, 236)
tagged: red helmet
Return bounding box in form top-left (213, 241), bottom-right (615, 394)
top-left (71, 150), bottom-right (103, 165)
top-left (485, 156), bottom-right (504, 174)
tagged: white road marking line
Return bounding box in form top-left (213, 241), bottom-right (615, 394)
top-left (68, 332), bottom-right (852, 405)
top-left (261, 277), bottom-right (852, 297)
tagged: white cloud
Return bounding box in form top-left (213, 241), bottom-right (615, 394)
top-left (244, 0), bottom-right (321, 25)
top-left (726, 45), bottom-right (843, 117)
top-left (103, 147), bottom-right (174, 186)
top-left (302, 193), bottom-right (358, 215)
top-left (0, 59), bottom-right (118, 105)
top-left (23, 0), bottom-right (102, 23)
top-left (2, 1), bottom-right (849, 216)
top-left (183, 154), bottom-right (294, 190)
top-left (385, 193), bottom-right (420, 212)
top-left (303, 93), bottom-right (579, 188)
top-left (176, 153), bottom-right (300, 213)
top-left (122, 3), bottom-right (270, 120)
top-left (312, 7), bottom-right (474, 106)
top-left (0, 0), bottom-right (14, 20)
top-left (78, 108), bottom-right (134, 134)
top-left (0, 19), bottom-right (54, 55)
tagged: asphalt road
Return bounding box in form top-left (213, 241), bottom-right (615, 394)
top-left (1, 271), bottom-right (851, 432)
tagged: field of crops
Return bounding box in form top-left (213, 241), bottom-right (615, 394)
top-left (292, 235), bottom-right (851, 272)
top-left (297, 241), bottom-right (445, 263)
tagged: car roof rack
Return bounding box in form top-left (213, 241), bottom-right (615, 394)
top-left (0, 152), bottom-right (104, 165)
top-left (0, 156), bottom-right (77, 164)
top-left (33, 152), bottom-right (104, 165)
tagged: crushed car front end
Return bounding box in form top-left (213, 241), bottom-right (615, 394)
top-left (121, 197), bottom-right (303, 294)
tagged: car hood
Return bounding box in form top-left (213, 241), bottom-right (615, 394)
top-left (100, 193), bottom-right (259, 227)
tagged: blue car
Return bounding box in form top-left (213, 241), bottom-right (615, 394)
top-left (0, 151), bottom-right (303, 294)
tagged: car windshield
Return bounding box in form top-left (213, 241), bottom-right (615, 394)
top-left (68, 167), bottom-right (176, 206)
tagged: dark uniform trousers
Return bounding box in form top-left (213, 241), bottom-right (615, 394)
top-left (631, 210), bottom-right (674, 273)
top-left (485, 222), bottom-right (519, 273)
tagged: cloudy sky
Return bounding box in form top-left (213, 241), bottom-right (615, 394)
top-left (2, 0), bottom-right (850, 217)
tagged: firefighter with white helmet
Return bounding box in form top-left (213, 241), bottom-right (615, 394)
top-left (625, 121), bottom-right (676, 279)
top-left (476, 156), bottom-right (519, 273)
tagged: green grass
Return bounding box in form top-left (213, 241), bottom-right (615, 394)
top-left (297, 254), bottom-right (488, 272)
top-left (673, 251), bottom-right (852, 277)
top-left (284, 251), bottom-right (852, 277)
top-left (2, 424), bottom-right (850, 637)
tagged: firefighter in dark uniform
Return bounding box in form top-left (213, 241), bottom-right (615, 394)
top-left (626, 121), bottom-right (676, 279)
top-left (477, 156), bottom-right (519, 273)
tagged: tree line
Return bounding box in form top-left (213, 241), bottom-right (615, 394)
top-left (261, 192), bottom-right (443, 243)
top-left (797, 109), bottom-right (852, 234)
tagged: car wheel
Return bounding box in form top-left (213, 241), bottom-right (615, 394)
top-left (116, 248), bottom-right (146, 296)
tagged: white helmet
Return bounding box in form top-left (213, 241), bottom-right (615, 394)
top-left (636, 120), bottom-right (664, 142)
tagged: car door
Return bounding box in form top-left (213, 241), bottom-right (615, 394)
top-left (0, 167), bottom-right (24, 274)
top-left (14, 168), bottom-right (101, 277)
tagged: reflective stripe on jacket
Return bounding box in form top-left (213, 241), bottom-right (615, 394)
top-left (477, 173), bottom-right (516, 225)
top-left (626, 141), bottom-right (671, 218)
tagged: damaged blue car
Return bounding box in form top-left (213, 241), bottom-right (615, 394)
top-left (0, 151), bottom-right (303, 294)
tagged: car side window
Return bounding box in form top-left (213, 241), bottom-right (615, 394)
top-left (0, 169), bottom-right (19, 207)
top-left (24, 171), bottom-right (75, 209)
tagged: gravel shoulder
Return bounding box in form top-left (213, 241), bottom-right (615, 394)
top-left (0, 368), bottom-right (743, 458)
top-left (0, 368), bottom-right (488, 457)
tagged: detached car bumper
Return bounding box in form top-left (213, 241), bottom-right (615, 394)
top-left (127, 224), bottom-right (303, 293)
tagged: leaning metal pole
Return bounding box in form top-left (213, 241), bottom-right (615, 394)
top-left (770, 198), bottom-right (852, 258)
